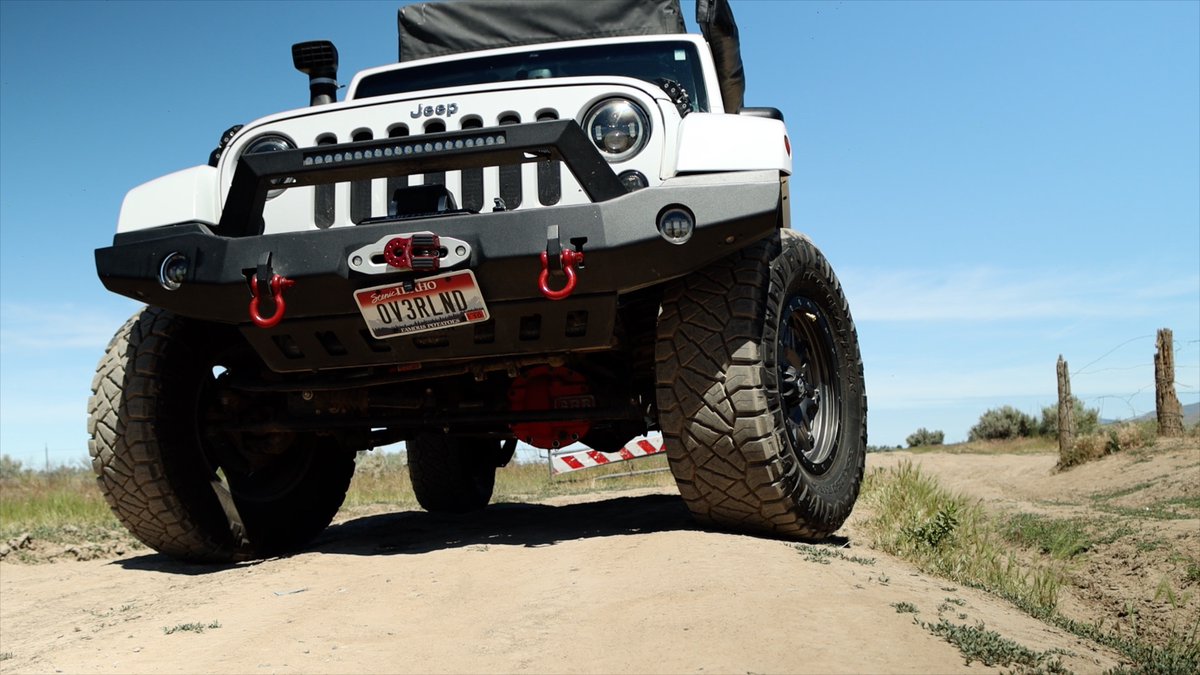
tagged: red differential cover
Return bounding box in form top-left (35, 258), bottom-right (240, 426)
top-left (507, 366), bottom-right (594, 449)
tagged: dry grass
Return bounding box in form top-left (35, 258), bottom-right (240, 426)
top-left (908, 436), bottom-right (1058, 456)
top-left (0, 468), bottom-right (115, 536)
top-left (347, 450), bottom-right (673, 510)
top-left (1058, 421), bottom-right (1157, 471)
top-left (2, 451), bottom-right (675, 560)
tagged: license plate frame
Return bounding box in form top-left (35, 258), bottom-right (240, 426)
top-left (353, 269), bottom-right (490, 339)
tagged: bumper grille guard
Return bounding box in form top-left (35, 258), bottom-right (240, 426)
top-left (219, 120), bottom-right (625, 237)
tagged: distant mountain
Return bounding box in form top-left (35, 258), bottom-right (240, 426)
top-left (1101, 401), bottom-right (1199, 427)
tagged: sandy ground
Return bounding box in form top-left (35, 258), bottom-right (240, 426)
top-left (4, 442), bottom-right (1197, 674)
top-left (870, 440), bottom-right (1200, 648)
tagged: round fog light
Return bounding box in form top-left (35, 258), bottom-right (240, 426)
top-left (158, 252), bottom-right (189, 291)
top-left (618, 170), bottom-right (648, 192)
top-left (657, 207), bottom-right (694, 245)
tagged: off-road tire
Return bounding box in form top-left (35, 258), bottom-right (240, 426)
top-left (87, 307), bottom-right (356, 562)
top-left (407, 434), bottom-right (502, 513)
top-left (655, 229), bottom-right (866, 539)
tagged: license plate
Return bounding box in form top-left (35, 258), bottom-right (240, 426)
top-left (354, 270), bottom-right (490, 339)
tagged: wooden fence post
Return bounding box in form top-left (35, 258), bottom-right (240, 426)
top-left (1057, 355), bottom-right (1075, 457)
top-left (1155, 328), bottom-right (1184, 437)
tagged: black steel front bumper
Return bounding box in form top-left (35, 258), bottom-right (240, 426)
top-left (96, 121), bottom-right (783, 372)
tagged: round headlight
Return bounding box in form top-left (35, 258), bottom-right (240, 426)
top-left (242, 134), bottom-right (296, 198)
top-left (583, 99), bottom-right (650, 162)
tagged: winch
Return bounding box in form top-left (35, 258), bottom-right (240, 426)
top-left (507, 365), bottom-right (594, 449)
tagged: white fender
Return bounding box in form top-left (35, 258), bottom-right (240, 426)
top-left (117, 166), bottom-right (220, 233)
top-left (672, 113), bottom-right (792, 174)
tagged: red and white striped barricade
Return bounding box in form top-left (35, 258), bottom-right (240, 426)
top-left (548, 436), bottom-right (666, 475)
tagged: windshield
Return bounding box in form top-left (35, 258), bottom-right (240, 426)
top-left (354, 41), bottom-right (709, 112)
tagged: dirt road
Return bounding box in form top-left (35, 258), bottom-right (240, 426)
top-left (1, 461), bottom-right (1135, 675)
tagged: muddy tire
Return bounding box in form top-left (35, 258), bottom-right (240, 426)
top-left (655, 229), bottom-right (866, 539)
top-left (87, 307), bottom-right (355, 562)
top-left (407, 435), bottom-right (503, 513)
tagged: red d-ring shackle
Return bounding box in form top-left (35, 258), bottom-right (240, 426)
top-left (249, 273), bottom-right (295, 328)
top-left (539, 249), bottom-right (583, 301)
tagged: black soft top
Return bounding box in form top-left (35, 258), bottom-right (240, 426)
top-left (397, 0), bottom-right (686, 61)
top-left (397, 0), bottom-right (745, 111)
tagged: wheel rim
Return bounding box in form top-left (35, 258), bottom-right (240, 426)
top-left (194, 352), bottom-right (313, 504)
top-left (777, 295), bottom-right (841, 474)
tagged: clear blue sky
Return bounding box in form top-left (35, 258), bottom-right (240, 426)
top-left (2, 1), bottom-right (1197, 467)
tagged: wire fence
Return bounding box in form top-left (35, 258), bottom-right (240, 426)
top-left (1068, 335), bottom-right (1199, 422)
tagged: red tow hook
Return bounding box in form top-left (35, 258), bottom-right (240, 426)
top-left (249, 273), bottom-right (295, 328)
top-left (539, 249), bottom-right (584, 301)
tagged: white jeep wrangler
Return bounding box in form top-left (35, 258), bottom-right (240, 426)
top-left (90, 0), bottom-right (866, 562)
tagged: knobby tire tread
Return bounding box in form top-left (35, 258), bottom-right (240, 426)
top-left (88, 307), bottom-right (356, 562)
top-left (88, 309), bottom-right (237, 561)
top-left (655, 230), bottom-right (867, 539)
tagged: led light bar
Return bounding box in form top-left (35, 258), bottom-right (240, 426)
top-left (303, 134), bottom-right (507, 166)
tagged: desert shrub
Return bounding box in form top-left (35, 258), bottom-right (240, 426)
top-left (968, 406), bottom-right (1037, 441)
top-left (906, 428), bottom-right (945, 447)
top-left (1105, 421), bottom-right (1154, 453)
top-left (1058, 433), bottom-right (1108, 470)
top-left (0, 454), bottom-right (26, 480)
top-left (1058, 422), bottom-right (1155, 470)
top-left (1038, 397), bottom-right (1100, 437)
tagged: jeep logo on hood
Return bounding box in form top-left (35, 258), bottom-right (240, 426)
top-left (411, 102), bottom-right (459, 118)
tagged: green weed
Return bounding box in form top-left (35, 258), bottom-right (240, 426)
top-left (902, 503), bottom-right (959, 549)
top-left (919, 619), bottom-right (1069, 672)
top-left (1052, 614), bottom-right (1199, 675)
top-left (1185, 563), bottom-right (1200, 585)
top-left (891, 601), bottom-right (919, 614)
top-left (793, 543), bottom-right (875, 566)
top-left (162, 621), bottom-right (221, 635)
top-left (1092, 482), bottom-right (1155, 503)
top-left (1095, 523), bottom-right (1137, 546)
top-left (1153, 578), bottom-right (1190, 610)
top-left (1001, 513), bottom-right (1092, 559)
top-left (1095, 501), bottom-right (1198, 521)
